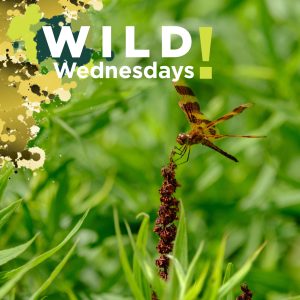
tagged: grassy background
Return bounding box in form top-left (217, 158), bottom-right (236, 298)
top-left (1, 0), bottom-right (300, 298)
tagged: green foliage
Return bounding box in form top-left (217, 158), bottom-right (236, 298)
top-left (0, 235), bottom-right (37, 267)
top-left (0, 194), bottom-right (88, 298)
top-left (218, 243), bottom-right (266, 298)
top-left (0, 164), bottom-right (13, 202)
top-left (113, 208), bottom-right (145, 300)
top-left (0, 200), bottom-right (22, 230)
top-left (0, 212), bottom-right (87, 298)
top-left (29, 242), bottom-right (78, 300)
top-left (173, 203), bottom-right (188, 272)
top-left (114, 206), bottom-right (265, 300)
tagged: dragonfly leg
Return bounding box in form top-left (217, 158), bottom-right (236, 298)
top-left (171, 146), bottom-right (181, 158)
top-left (174, 145), bottom-right (186, 153)
top-left (172, 145), bottom-right (186, 156)
top-left (174, 145), bottom-right (187, 161)
top-left (177, 147), bottom-right (191, 165)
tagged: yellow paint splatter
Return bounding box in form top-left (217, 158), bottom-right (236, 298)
top-left (0, 0), bottom-right (103, 170)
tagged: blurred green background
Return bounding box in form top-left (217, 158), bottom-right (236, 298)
top-left (2, 0), bottom-right (300, 298)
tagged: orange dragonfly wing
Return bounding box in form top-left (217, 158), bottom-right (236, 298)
top-left (173, 82), bottom-right (207, 127)
top-left (206, 103), bottom-right (252, 128)
top-left (204, 134), bottom-right (266, 140)
top-left (173, 82), bottom-right (219, 136)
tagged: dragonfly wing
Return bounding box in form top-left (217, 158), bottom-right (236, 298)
top-left (206, 103), bottom-right (252, 128)
top-left (174, 82), bottom-right (208, 127)
top-left (204, 134), bottom-right (266, 140)
top-left (201, 138), bottom-right (238, 162)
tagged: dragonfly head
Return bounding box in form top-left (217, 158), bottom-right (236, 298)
top-left (176, 133), bottom-right (189, 145)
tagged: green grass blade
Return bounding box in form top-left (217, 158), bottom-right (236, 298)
top-left (124, 217), bottom-right (163, 298)
top-left (221, 263), bottom-right (234, 300)
top-left (0, 234), bottom-right (38, 266)
top-left (0, 164), bottom-right (13, 202)
top-left (133, 214), bottom-right (151, 300)
top-left (29, 241), bottom-right (78, 300)
top-left (51, 116), bottom-right (81, 142)
top-left (74, 173), bottom-right (115, 214)
top-left (8, 287), bottom-right (15, 300)
top-left (203, 236), bottom-right (227, 300)
top-left (125, 220), bottom-right (164, 298)
top-left (0, 210), bottom-right (88, 298)
top-left (113, 208), bottom-right (144, 300)
top-left (185, 241), bottom-right (205, 288)
top-left (218, 242), bottom-right (266, 298)
top-left (0, 200), bottom-right (22, 230)
top-left (222, 263), bottom-right (233, 284)
top-left (124, 220), bottom-right (135, 250)
top-left (134, 248), bottom-right (165, 298)
top-left (169, 255), bottom-right (186, 291)
top-left (173, 202), bottom-right (188, 271)
top-left (184, 262), bottom-right (210, 300)
top-left (135, 213), bottom-right (149, 256)
top-left (124, 216), bottom-right (151, 299)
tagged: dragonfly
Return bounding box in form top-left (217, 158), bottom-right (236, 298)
top-left (173, 82), bottom-right (265, 163)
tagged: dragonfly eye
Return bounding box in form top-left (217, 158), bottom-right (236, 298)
top-left (176, 133), bottom-right (188, 145)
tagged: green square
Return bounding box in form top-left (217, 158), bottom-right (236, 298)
top-left (200, 67), bottom-right (212, 79)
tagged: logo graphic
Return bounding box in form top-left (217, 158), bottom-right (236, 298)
top-left (0, 1), bottom-right (212, 170)
top-left (42, 25), bottom-right (213, 81)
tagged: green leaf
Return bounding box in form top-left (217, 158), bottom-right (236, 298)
top-left (29, 241), bottom-right (78, 300)
top-left (135, 213), bottom-right (149, 256)
top-left (124, 214), bottom-right (152, 300)
top-left (173, 202), bottom-right (188, 272)
top-left (133, 214), bottom-right (151, 300)
top-left (51, 116), bottom-right (81, 142)
top-left (185, 241), bottom-right (205, 289)
top-left (175, 241), bottom-right (205, 300)
top-left (113, 208), bottom-right (144, 300)
top-left (222, 263), bottom-right (234, 300)
top-left (0, 200), bottom-right (22, 230)
top-left (135, 249), bottom-right (165, 298)
top-left (218, 243), bottom-right (266, 298)
top-left (74, 173), bottom-right (115, 214)
top-left (169, 255), bottom-right (186, 291)
top-left (124, 216), bottom-right (164, 298)
top-left (184, 262), bottom-right (210, 300)
top-left (0, 210), bottom-right (88, 298)
top-left (222, 263), bottom-right (233, 284)
top-left (0, 234), bottom-right (38, 266)
top-left (0, 164), bottom-right (13, 201)
top-left (203, 236), bottom-right (227, 300)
